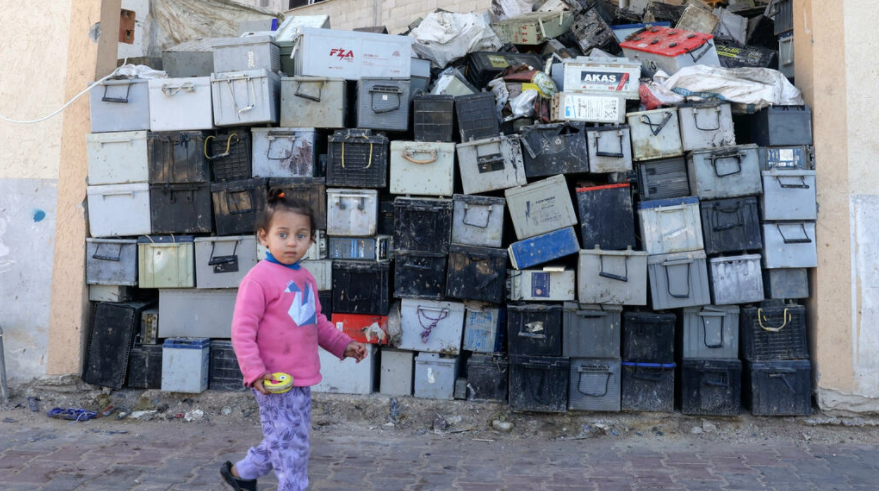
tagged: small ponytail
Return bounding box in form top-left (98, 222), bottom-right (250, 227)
top-left (256, 187), bottom-right (318, 237)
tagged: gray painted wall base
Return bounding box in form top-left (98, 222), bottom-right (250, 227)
top-left (818, 388), bottom-right (879, 417)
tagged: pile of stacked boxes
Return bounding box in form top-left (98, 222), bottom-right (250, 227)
top-left (80, 1), bottom-right (814, 416)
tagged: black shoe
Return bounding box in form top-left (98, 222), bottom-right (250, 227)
top-left (220, 461), bottom-right (258, 491)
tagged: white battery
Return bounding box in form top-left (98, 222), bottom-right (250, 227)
top-left (456, 135), bottom-right (527, 195)
top-left (677, 102), bottom-right (736, 152)
top-left (86, 239), bottom-right (138, 286)
top-left (390, 141), bottom-right (456, 196)
top-left (586, 125), bottom-right (633, 173)
top-left (620, 26), bottom-right (721, 76)
top-left (212, 36), bottom-right (280, 74)
top-left (578, 247), bottom-right (648, 306)
top-left (638, 196), bottom-right (704, 255)
top-left (89, 78), bottom-right (150, 133)
top-left (194, 236), bottom-right (258, 289)
top-left (414, 353), bottom-right (461, 400)
top-left (301, 259), bottom-right (333, 290)
top-left (562, 57), bottom-right (641, 99)
top-left (492, 11), bottom-right (575, 45)
top-left (380, 348), bottom-right (415, 396)
top-left (280, 77), bottom-right (346, 128)
top-left (148, 77), bottom-right (214, 132)
top-left (158, 289), bottom-right (238, 338)
top-left (211, 69), bottom-right (280, 127)
top-left (138, 236), bottom-right (195, 289)
top-left (87, 183), bottom-right (151, 237)
top-left (627, 108), bottom-right (684, 161)
top-left (551, 92), bottom-right (626, 124)
top-left (761, 170), bottom-right (818, 221)
top-left (87, 131), bottom-right (149, 185)
top-left (326, 188), bottom-right (378, 236)
top-left (251, 127), bottom-right (320, 178)
top-left (762, 222), bottom-right (818, 269)
top-left (161, 338), bottom-right (210, 393)
top-left (508, 267), bottom-right (575, 302)
top-left (313, 345), bottom-right (378, 394)
top-left (399, 299), bottom-right (466, 355)
top-left (505, 174), bottom-right (579, 240)
top-left (708, 254), bottom-right (765, 305)
top-left (647, 250), bottom-right (712, 310)
top-left (451, 194), bottom-right (506, 248)
top-left (293, 27), bottom-right (413, 79)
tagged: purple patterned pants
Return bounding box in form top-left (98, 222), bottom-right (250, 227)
top-left (235, 387), bottom-right (312, 491)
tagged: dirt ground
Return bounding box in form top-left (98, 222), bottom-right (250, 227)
top-left (3, 375), bottom-right (879, 447)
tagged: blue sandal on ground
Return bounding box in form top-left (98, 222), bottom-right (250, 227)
top-left (220, 461), bottom-right (258, 491)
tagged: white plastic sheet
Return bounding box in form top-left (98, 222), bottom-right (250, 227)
top-left (658, 65), bottom-right (804, 110)
top-left (490, 0), bottom-right (538, 21)
top-left (409, 12), bottom-right (504, 68)
top-left (111, 64), bottom-right (168, 80)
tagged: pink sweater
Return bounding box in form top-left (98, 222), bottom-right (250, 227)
top-left (231, 260), bottom-right (353, 387)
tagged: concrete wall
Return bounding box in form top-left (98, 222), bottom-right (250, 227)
top-left (0, 2), bottom-right (71, 383)
top-left (797, 0), bottom-right (879, 415)
top-left (285, 0), bottom-right (494, 33)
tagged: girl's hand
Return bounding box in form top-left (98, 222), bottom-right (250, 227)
top-left (344, 342), bottom-right (368, 362)
top-left (252, 374), bottom-right (274, 395)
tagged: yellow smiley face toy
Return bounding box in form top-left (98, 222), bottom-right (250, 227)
top-left (264, 372), bottom-right (294, 394)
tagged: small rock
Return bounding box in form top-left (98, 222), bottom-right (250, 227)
top-left (655, 431), bottom-right (664, 436)
top-left (702, 420), bottom-right (718, 433)
top-left (221, 406), bottom-right (232, 416)
top-left (492, 420), bottom-right (513, 432)
top-left (691, 427), bottom-right (703, 435)
top-left (433, 415), bottom-right (448, 431)
top-left (130, 410), bottom-right (156, 421)
top-left (447, 415), bottom-right (462, 426)
top-left (184, 409), bottom-right (204, 422)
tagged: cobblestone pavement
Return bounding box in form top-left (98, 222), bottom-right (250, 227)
top-left (0, 410), bottom-right (877, 491)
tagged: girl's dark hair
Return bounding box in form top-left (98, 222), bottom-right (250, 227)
top-left (255, 187), bottom-right (317, 237)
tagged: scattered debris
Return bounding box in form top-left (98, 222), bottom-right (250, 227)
top-left (702, 420), bottom-right (719, 433)
top-left (184, 409), bottom-right (204, 422)
top-left (221, 406), bottom-right (232, 416)
top-left (691, 426), bottom-right (704, 435)
top-left (492, 420), bottom-right (514, 432)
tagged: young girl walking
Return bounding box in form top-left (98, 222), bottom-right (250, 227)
top-left (221, 189), bottom-right (367, 491)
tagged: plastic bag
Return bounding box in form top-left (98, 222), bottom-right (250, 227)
top-left (507, 90), bottom-right (540, 121)
top-left (659, 65), bottom-right (804, 110)
top-left (111, 64), bottom-right (168, 80)
top-left (409, 12), bottom-right (504, 68)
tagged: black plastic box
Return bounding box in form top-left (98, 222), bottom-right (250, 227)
top-left (394, 251), bottom-right (447, 300)
top-left (211, 178), bottom-right (268, 236)
top-left (332, 261), bottom-right (391, 315)
top-left (576, 183), bottom-right (636, 251)
top-left (680, 358), bottom-right (742, 416)
top-left (740, 302), bottom-right (808, 361)
top-left (465, 52), bottom-right (544, 89)
top-left (207, 130), bottom-right (252, 181)
top-left (749, 105), bottom-right (813, 146)
top-left (209, 340), bottom-right (245, 391)
top-left (393, 198), bottom-right (453, 254)
top-left (622, 312), bottom-right (676, 363)
top-left (455, 92), bottom-right (500, 142)
top-left (700, 197), bottom-right (763, 255)
top-left (509, 355), bottom-right (570, 413)
top-left (149, 183), bottom-right (213, 234)
top-left (413, 94), bottom-right (455, 142)
top-left (126, 343), bottom-right (162, 389)
top-left (467, 353), bottom-right (509, 402)
top-left (520, 123), bottom-right (589, 178)
top-left (445, 245), bottom-right (507, 304)
top-left (148, 131), bottom-right (212, 184)
top-left (83, 301), bottom-right (155, 389)
top-left (745, 359), bottom-right (812, 416)
top-left (507, 304), bottom-right (563, 357)
top-left (621, 362), bottom-right (675, 412)
top-left (326, 129), bottom-right (389, 188)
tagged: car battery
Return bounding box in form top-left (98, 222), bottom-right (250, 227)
top-left (467, 354), bottom-right (509, 402)
top-left (313, 345), bottom-right (378, 395)
top-left (326, 188), bottom-right (378, 237)
top-left (563, 303), bottom-right (622, 358)
top-left (445, 245), bottom-right (508, 305)
top-left (647, 250), bottom-right (712, 311)
top-left (507, 304), bottom-right (563, 357)
top-left (763, 268), bottom-right (809, 299)
top-left (414, 353), bottom-right (460, 400)
top-left (139, 308), bottom-right (159, 345)
top-left (505, 175), bottom-right (578, 240)
top-left (326, 129), bottom-right (389, 188)
top-left (86, 239), bottom-right (138, 286)
top-left (759, 146), bottom-right (813, 171)
top-left (622, 311), bottom-right (676, 363)
top-left (86, 131), bottom-right (149, 185)
top-left (638, 196), bottom-right (704, 255)
top-left (508, 267), bottom-right (575, 302)
top-left (268, 177), bottom-right (326, 229)
top-left (682, 306), bottom-right (740, 360)
top-left (749, 105), bottom-right (813, 146)
top-left (301, 259), bottom-right (333, 291)
top-left (149, 183), bottom-right (213, 234)
top-left (519, 122), bottom-right (589, 178)
top-left (465, 51), bottom-right (544, 88)
top-left (194, 236), bottom-right (258, 289)
top-left (127, 343), bottom-right (163, 390)
top-left (508, 227), bottom-right (580, 270)
top-left (462, 303), bottom-right (505, 353)
top-left (332, 313), bottom-right (389, 345)
top-left (741, 301), bottom-right (809, 361)
top-left (413, 94), bottom-right (455, 142)
top-left (161, 337), bottom-right (210, 393)
top-left (393, 197), bottom-right (452, 254)
top-left (148, 77), bottom-right (214, 132)
top-left (332, 261), bottom-right (390, 315)
top-left (700, 197), bottom-right (763, 255)
top-left (87, 183), bottom-right (151, 237)
top-left (280, 77), bottom-right (347, 128)
top-left (550, 93), bottom-right (626, 124)
top-left (570, 5), bottom-right (621, 55)
top-left (208, 340), bottom-right (245, 391)
top-left (677, 102), bottom-right (736, 152)
top-left (715, 42), bottom-right (778, 69)
top-left (637, 157), bottom-right (691, 200)
top-left (451, 194), bottom-right (506, 248)
top-left (492, 11), bottom-right (575, 45)
top-left (627, 108), bottom-right (683, 161)
top-left (251, 128), bottom-right (322, 178)
top-left (162, 38), bottom-right (215, 77)
top-left (456, 92), bottom-right (500, 142)
top-left (389, 141), bottom-right (456, 196)
top-left (293, 27), bottom-right (412, 79)
top-left (586, 125), bottom-right (632, 174)
top-left (157, 289), bottom-right (238, 338)
top-left (761, 170), bottom-right (817, 221)
top-left (509, 355), bottom-right (570, 413)
top-left (708, 254), bottom-right (765, 306)
top-left (138, 235), bottom-right (195, 289)
top-left (394, 252), bottom-right (446, 300)
top-left (620, 26), bottom-right (720, 77)
top-left (380, 348), bottom-right (414, 396)
top-left (211, 178), bottom-right (268, 236)
top-left (762, 222), bottom-right (818, 269)
top-left (398, 299), bottom-right (466, 354)
top-left (356, 79), bottom-right (411, 131)
top-left (568, 358), bottom-right (622, 412)
top-left (211, 69), bottom-right (280, 127)
top-left (207, 130), bottom-right (252, 181)
top-left (577, 247), bottom-right (648, 306)
top-left (147, 131), bottom-right (212, 186)
top-left (745, 360), bottom-right (812, 416)
top-left (680, 358), bottom-right (742, 416)
top-left (576, 183), bottom-right (636, 251)
top-left (328, 236), bottom-right (391, 262)
top-left (456, 134), bottom-right (527, 195)
top-left (211, 36), bottom-right (280, 73)
top-left (621, 362), bottom-right (675, 413)
top-left (561, 57), bottom-right (641, 99)
top-left (89, 78), bottom-right (150, 133)
top-left (83, 300), bottom-right (154, 389)
top-left (687, 144), bottom-right (762, 200)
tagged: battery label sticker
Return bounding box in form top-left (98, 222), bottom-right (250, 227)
top-left (531, 272), bottom-right (550, 297)
top-left (487, 55), bottom-right (510, 68)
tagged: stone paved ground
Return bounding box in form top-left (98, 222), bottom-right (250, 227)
top-left (0, 407), bottom-right (877, 491)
